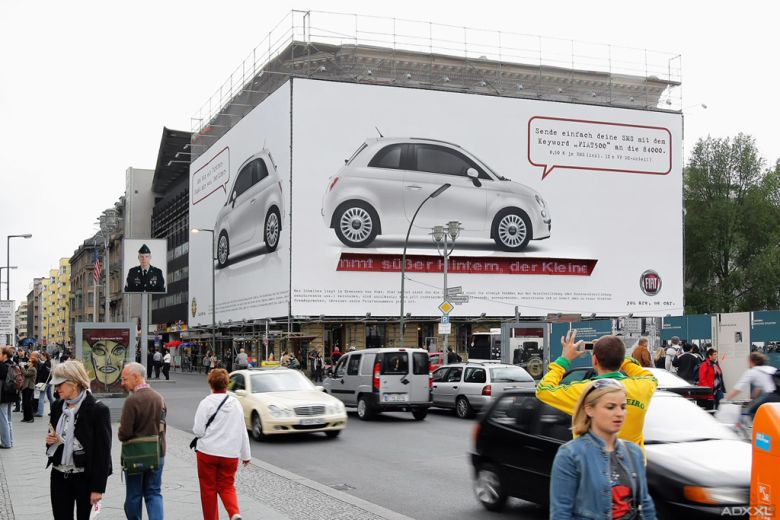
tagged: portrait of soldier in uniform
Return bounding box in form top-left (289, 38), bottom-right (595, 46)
top-left (124, 243), bottom-right (166, 293)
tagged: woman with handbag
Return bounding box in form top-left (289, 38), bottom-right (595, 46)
top-left (192, 368), bottom-right (250, 520)
top-left (550, 378), bottom-right (656, 520)
top-left (35, 351), bottom-right (52, 417)
top-left (20, 352), bottom-right (38, 423)
top-left (45, 360), bottom-right (112, 520)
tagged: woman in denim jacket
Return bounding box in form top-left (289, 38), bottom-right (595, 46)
top-left (550, 378), bottom-right (655, 519)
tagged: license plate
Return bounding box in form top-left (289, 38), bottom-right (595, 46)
top-left (299, 418), bottom-right (325, 426)
top-left (382, 393), bottom-right (409, 403)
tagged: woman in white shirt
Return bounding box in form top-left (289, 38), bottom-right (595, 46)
top-left (192, 369), bottom-right (251, 520)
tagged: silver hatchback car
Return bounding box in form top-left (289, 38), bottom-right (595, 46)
top-left (431, 362), bottom-right (535, 418)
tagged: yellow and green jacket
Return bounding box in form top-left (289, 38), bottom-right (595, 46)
top-left (535, 356), bottom-right (658, 455)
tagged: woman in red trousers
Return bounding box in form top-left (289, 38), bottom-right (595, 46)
top-left (192, 369), bottom-right (251, 520)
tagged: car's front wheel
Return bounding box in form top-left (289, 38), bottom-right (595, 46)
top-left (217, 231), bottom-right (230, 268)
top-left (411, 408), bottom-right (428, 421)
top-left (473, 463), bottom-right (508, 512)
top-left (251, 412), bottom-right (266, 441)
top-left (491, 208), bottom-right (532, 251)
top-left (333, 201), bottom-right (380, 248)
top-left (264, 207), bottom-right (281, 252)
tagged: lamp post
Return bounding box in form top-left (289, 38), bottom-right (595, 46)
top-left (98, 210), bottom-right (118, 322)
top-left (432, 221), bottom-right (462, 361)
top-left (6, 234), bottom-right (32, 301)
top-left (398, 183), bottom-right (450, 348)
top-left (192, 228), bottom-right (217, 360)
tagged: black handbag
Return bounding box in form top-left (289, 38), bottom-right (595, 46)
top-left (190, 394), bottom-right (230, 451)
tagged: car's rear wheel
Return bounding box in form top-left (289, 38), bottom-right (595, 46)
top-left (411, 408), bottom-right (428, 421)
top-left (251, 412), bottom-right (266, 441)
top-left (325, 430), bottom-right (341, 439)
top-left (264, 207), bottom-right (281, 252)
top-left (334, 201), bottom-right (380, 248)
top-left (456, 396), bottom-right (474, 419)
top-left (492, 208), bottom-right (532, 251)
top-left (356, 395), bottom-right (375, 421)
top-left (474, 463), bottom-right (508, 512)
top-left (217, 231), bottom-right (230, 267)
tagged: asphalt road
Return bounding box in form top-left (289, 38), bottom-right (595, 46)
top-left (154, 372), bottom-right (547, 520)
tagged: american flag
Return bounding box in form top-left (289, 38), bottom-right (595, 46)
top-left (93, 250), bottom-right (102, 284)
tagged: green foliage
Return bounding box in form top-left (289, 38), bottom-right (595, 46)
top-left (684, 134), bottom-right (780, 313)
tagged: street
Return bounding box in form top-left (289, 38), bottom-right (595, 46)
top-left (156, 372), bottom-right (547, 520)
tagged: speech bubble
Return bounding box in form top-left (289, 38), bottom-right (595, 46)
top-left (528, 116), bottom-right (672, 180)
top-left (192, 146), bottom-right (230, 205)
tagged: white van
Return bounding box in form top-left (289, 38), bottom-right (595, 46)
top-left (323, 348), bottom-right (432, 420)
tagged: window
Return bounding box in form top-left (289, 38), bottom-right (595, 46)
top-left (380, 352), bottom-right (408, 375)
top-left (536, 403), bottom-right (573, 441)
top-left (445, 367), bottom-right (463, 383)
top-left (488, 395), bottom-right (541, 433)
top-left (229, 373), bottom-right (245, 391)
top-left (334, 357), bottom-right (347, 378)
top-left (414, 144), bottom-right (480, 177)
top-left (233, 164), bottom-right (253, 197)
top-left (347, 354), bottom-right (361, 376)
top-left (490, 366), bottom-right (534, 383)
top-left (412, 352), bottom-right (429, 375)
top-left (464, 367), bottom-right (486, 383)
top-left (432, 367), bottom-right (449, 382)
top-left (368, 144), bottom-right (404, 169)
top-left (255, 158), bottom-right (270, 182)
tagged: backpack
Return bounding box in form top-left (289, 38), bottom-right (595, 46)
top-left (691, 359), bottom-right (702, 384)
top-left (3, 363), bottom-right (22, 395)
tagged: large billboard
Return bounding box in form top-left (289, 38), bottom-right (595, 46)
top-left (188, 83), bottom-right (291, 325)
top-left (75, 322), bottom-right (135, 394)
top-left (291, 79), bottom-right (683, 317)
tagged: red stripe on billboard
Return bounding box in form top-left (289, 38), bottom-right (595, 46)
top-left (336, 253), bottom-right (597, 276)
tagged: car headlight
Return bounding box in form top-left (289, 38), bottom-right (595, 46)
top-left (267, 405), bottom-right (294, 418)
top-left (326, 402), bottom-right (345, 414)
top-left (683, 486), bottom-right (748, 505)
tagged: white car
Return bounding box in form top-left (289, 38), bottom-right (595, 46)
top-left (215, 150), bottom-right (284, 267)
top-left (228, 367), bottom-right (347, 440)
top-left (321, 138), bottom-right (551, 251)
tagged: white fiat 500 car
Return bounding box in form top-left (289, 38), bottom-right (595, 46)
top-left (321, 138), bottom-right (551, 251)
top-left (214, 150), bottom-right (284, 267)
top-left (229, 367), bottom-right (347, 440)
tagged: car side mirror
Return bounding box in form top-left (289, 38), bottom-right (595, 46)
top-left (315, 385), bottom-right (325, 392)
top-left (466, 168), bottom-right (481, 187)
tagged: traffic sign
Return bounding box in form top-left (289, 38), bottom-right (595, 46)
top-left (438, 323), bottom-right (451, 335)
top-left (438, 301), bottom-right (454, 314)
top-left (440, 315), bottom-right (450, 324)
top-left (446, 286), bottom-right (463, 295)
top-left (447, 295), bottom-right (469, 304)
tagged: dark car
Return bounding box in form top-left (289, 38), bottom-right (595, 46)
top-left (470, 390), bottom-right (750, 519)
top-left (562, 366), bottom-right (714, 408)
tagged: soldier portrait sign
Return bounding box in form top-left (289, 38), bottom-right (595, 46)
top-left (123, 238), bottom-right (168, 294)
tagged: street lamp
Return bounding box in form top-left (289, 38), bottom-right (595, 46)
top-left (0, 266), bottom-right (18, 289)
top-left (191, 228), bottom-right (217, 360)
top-left (398, 183), bottom-right (450, 347)
top-left (6, 234), bottom-right (32, 300)
top-left (432, 220), bottom-right (462, 362)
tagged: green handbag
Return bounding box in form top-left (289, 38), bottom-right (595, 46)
top-left (121, 435), bottom-right (160, 475)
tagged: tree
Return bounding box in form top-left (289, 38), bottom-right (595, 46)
top-left (684, 134), bottom-right (780, 313)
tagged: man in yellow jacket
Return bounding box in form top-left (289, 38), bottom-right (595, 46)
top-left (536, 331), bottom-right (658, 455)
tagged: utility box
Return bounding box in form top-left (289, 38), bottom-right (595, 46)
top-left (751, 403), bottom-right (780, 519)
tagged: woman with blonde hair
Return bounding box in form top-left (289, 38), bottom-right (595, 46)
top-left (550, 378), bottom-right (655, 519)
top-left (45, 360), bottom-right (112, 520)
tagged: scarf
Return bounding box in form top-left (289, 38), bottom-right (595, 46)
top-left (46, 390), bottom-right (88, 466)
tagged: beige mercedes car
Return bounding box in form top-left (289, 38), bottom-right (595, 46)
top-left (228, 367), bottom-right (347, 440)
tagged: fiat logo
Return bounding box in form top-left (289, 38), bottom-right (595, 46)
top-left (640, 270), bottom-right (662, 296)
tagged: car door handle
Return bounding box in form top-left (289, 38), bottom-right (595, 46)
top-left (339, 379), bottom-right (344, 384)
top-left (452, 386), bottom-right (458, 389)
top-left (432, 385), bottom-right (438, 389)
top-left (406, 185), bottom-right (422, 190)
top-left (250, 198), bottom-right (257, 204)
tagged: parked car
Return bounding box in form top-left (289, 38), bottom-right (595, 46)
top-left (431, 363), bottom-right (535, 418)
top-left (228, 367), bottom-right (346, 440)
top-left (323, 347), bottom-right (431, 420)
top-left (471, 390), bottom-right (750, 518)
top-left (561, 366), bottom-right (714, 408)
top-left (321, 138), bottom-right (551, 251)
top-left (429, 351), bottom-right (445, 372)
top-left (215, 150), bottom-right (284, 267)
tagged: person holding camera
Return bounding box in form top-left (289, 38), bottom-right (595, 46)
top-left (45, 360), bottom-right (112, 520)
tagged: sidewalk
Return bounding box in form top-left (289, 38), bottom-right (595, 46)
top-left (0, 405), bottom-right (413, 520)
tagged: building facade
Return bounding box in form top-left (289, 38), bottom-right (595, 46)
top-left (26, 278), bottom-right (43, 340)
top-left (40, 258), bottom-right (71, 346)
top-left (15, 302), bottom-right (27, 341)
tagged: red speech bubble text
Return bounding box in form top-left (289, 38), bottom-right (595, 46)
top-left (528, 117), bottom-right (672, 180)
top-left (192, 146), bottom-right (230, 205)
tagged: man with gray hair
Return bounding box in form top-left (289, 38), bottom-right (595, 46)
top-left (119, 361), bottom-right (167, 519)
top-left (665, 336), bottom-right (682, 373)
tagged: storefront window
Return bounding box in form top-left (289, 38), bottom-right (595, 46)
top-left (366, 324), bottom-right (386, 349)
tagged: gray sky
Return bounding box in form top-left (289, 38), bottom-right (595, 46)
top-left (1, 0), bottom-right (778, 307)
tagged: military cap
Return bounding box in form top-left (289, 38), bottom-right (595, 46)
top-left (138, 244), bottom-right (151, 254)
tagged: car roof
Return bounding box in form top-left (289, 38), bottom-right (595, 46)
top-left (232, 367), bottom-right (291, 374)
top-left (364, 137), bottom-right (463, 149)
top-left (348, 347), bottom-right (428, 354)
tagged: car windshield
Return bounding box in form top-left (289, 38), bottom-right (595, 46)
top-left (490, 366), bottom-right (533, 382)
top-left (644, 394), bottom-right (739, 443)
top-left (250, 371), bottom-right (313, 393)
top-left (647, 368), bottom-right (691, 388)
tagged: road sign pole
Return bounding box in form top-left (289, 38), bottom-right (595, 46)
top-left (442, 233), bottom-right (449, 361)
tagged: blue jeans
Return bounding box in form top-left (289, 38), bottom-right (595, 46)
top-left (124, 457), bottom-right (165, 520)
top-left (0, 402), bottom-right (13, 447)
top-left (35, 384), bottom-right (55, 417)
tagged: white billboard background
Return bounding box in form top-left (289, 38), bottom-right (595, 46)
top-left (188, 83), bottom-right (290, 326)
top-left (291, 79), bottom-right (683, 317)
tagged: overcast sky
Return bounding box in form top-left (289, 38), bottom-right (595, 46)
top-left (1, 0), bottom-right (777, 308)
